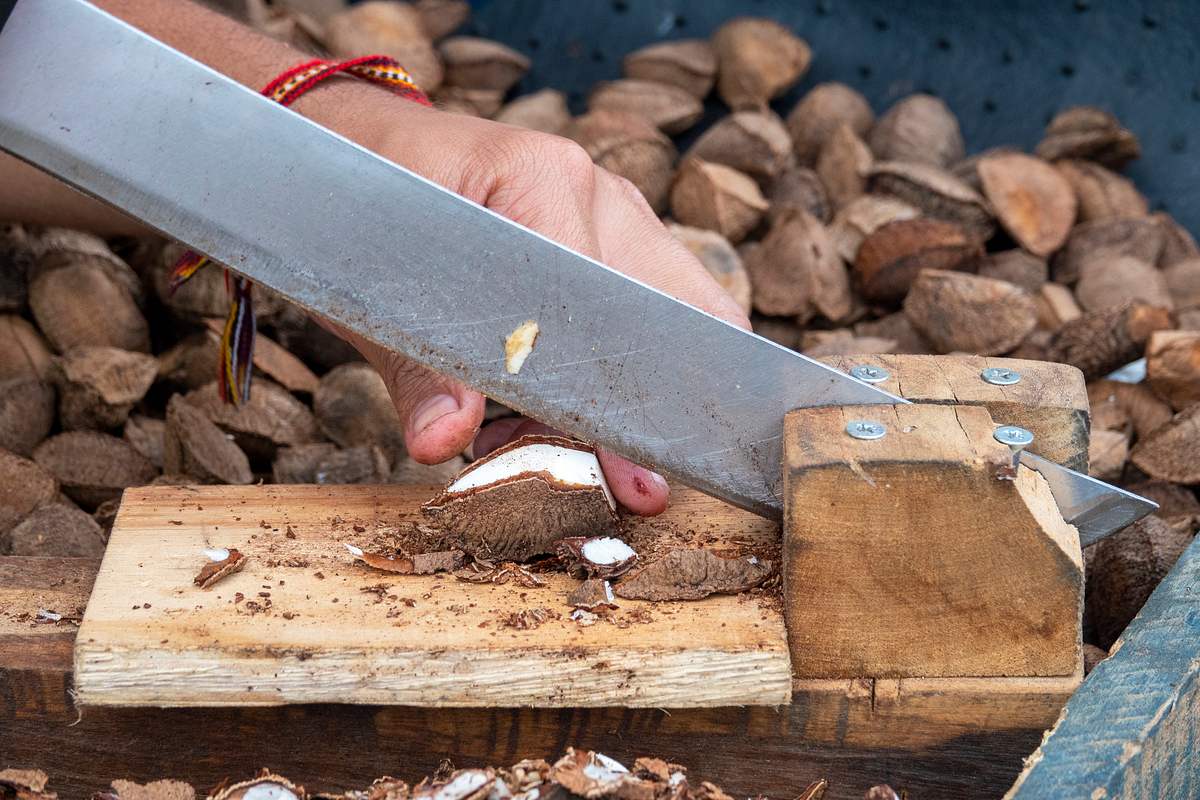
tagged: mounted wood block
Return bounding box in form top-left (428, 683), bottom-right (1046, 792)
top-left (73, 485), bottom-right (791, 708)
top-left (818, 354), bottom-right (1089, 471)
top-left (783, 403), bottom-right (1082, 679)
top-left (1, 555), bottom-right (1079, 800)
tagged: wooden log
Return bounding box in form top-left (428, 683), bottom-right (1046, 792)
top-left (73, 486), bottom-right (791, 708)
top-left (783, 404), bottom-right (1082, 679)
top-left (1005, 536), bottom-right (1200, 800)
top-left (0, 559), bottom-right (1071, 800)
top-left (817, 354), bottom-right (1089, 471)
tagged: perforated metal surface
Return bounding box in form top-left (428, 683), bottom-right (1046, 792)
top-left (467, 0), bottom-right (1200, 235)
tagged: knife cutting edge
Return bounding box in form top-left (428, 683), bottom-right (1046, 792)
top-left (0, 0), bottom-right (1155, 545)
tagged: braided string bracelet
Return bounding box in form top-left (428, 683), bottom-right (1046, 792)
top-left (169, 55), bottom-right (430, 404)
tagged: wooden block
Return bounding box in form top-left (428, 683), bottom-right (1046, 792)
top-left (74, 485), bottom-right (791, 708)
top-left (818, 353), bottom-right (1089, 471)
top-left (1005, 536), bottom-right (1200, 799)
top-left (783, 404), bottom-right (1082, 679)
top-left (0, 556), bottom-right (1077, 800)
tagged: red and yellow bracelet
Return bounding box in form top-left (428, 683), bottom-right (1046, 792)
top-left (169, 55), bottom-right (430, 405)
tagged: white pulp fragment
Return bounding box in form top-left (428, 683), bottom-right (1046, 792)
top-left (344, 543), bottom-right (365, 557)
top-left (668, 773), bottom-right (686, 788)
top-left (203, 547), bottom-right (230, 562)
top-left (36, 609), bottom-right (62, 622)
top-left (504, 320), bottom-right (540, 374)
top-left (580, 537), bottom-right (636, 565)
top-left (432, 770), bottom-right (491, 800)
top-left (604, 581), bottom-right (615, 604)
top-left (448, 443), bottom-right (616, 510)
top-left (583, 753), bottom-right (629, 784)
top-left (241, 784), bottom-right (300, 800)
top-left (571, 609), bottom-right (598, 626)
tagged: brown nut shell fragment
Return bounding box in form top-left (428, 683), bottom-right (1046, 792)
top-left (712, 18), bottom-right (811, 110)
top-left (902, 270), bottom-right (1037, 356)
top-left (744, 209), bottom-right (850, 322)
top-left (869, 161), bottom-right (995, 240)
top-left (193, 548), bottom-right (246, 590)
top-left (494, 89), bottom-right (570, 134)
top-left (854, 218), bottom-right (983, 305)
top-left (348, 544), bottom-right (465, 575)
top-left (670, 159), bottom-right (767, 244)
top-left (614, 549), bottom-right (773, 601)
top-left (567, 578), bottom-right (617, 611)
top-left (1052, 216), bottom-right (1164, 285)
top-left (411, 769), bottom-right (495, 800)
top-left (423, 435), bottom-right (619, 561)
top-left (101, 778), bottom-right (196, 800)
top-left (786, 82), bottom-right (873, 166)
top-left (588, 79), bottom-right (703, 135)
top-left (0, 768), bottom-right (53, 799)
top-left (558, 536), bottom-right (638, 579)
top-left (685, 111), bottom-right (794, 182)
top-left (565, 111), bottom-right (677, 214)
top-left (324, 2), bottom-right (443, 91)
top-left (977, 152), bottom-right (1077, 256)
top-left (1036, 106), bottom-right (1140, 169)
top-left (208, 772), bottom-right (302, 800)
top-left (1055, 159), bottom-right (1148, 222)
top-left (1046, 302), bottom-right (1174, 381)
top-left (666, 224), bottom-right (752, 313)
top-left (869, 94), bottom-right (964, 167)
top-left (622, 39), bottom-right (717, 98)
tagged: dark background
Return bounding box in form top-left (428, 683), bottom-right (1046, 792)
top-left (464, 0), bottom-right (1200, 234)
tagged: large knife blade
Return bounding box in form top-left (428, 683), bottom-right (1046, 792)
top-left (0, 0), bottom-right (1154, 544)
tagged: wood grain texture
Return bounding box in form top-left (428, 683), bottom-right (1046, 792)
top-left (1005, 534), bottom-right (1200, 799)
top-left (74, 485), bottom-right (791, 707)
top-left (818, 354), bottom-right (1090, 471)
top-left (1, 556), bottom-right (1076, 800)
top-left (783, 404), bottom-right (1083, 679)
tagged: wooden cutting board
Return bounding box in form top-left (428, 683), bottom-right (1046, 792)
top-left (74, 485), bottom-right (791, 708)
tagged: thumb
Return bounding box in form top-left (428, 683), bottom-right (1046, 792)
top-left (316, 319), bottom-right (486, 464)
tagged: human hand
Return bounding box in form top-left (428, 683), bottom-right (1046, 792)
top-left (324, 104), bottom-right (750, 515)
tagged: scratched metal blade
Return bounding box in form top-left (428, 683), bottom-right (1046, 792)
top-left (0, 0), bottom-right (1155, 540)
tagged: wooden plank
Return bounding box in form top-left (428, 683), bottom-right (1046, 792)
top-left (74, 485), bottom-right (791, 707)
top-left (0, 570), bottom-right (1074, 800)
top-left (1005, 534), bottom-right (1200, 799)
top-left (783, 404), bottom-right (1083, 679)
top-left (818, 354), bottom-right (1090, 471)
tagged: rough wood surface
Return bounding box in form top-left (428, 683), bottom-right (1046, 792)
top-left (73, 485), bottom-right (790, 708)
top-left (1005, 535), bottom-right (1200, 800)
top-left (816, 354), bottom-right (1089, 471)
top-left (1, 554), bottom-right (1071, 800)
top-left (783, 404), bottom-right (1082, 679)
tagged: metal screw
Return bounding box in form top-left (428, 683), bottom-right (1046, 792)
top-left (994, 425), bottom-right (1034, 469)
top-left (850, 364), bottom-right (890, 384)
top-left (846, 420), bottom-right (886, 440)
top-left (981, 367), bottom-right (1021, 386)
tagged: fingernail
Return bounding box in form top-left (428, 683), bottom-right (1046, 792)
top-left (411, 393), bottom-right (460, 434)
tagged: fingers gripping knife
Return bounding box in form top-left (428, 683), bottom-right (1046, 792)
top-left (0, 0), bottom-right (1154, 679)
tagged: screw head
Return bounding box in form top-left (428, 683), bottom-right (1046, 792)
top-left (846, 420), bottom-right (887, 440)
top-left (850, 364), bottom-right (890, 384)
top-left (993, 425), bottom-right (1034, 448)
top-left (981, 367), bottom-right (1021, 386)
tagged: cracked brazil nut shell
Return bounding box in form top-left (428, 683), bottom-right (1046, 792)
top-left (422, 435), bottom-right (619, 561)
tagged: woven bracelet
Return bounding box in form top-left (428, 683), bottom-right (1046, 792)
top-left (169, 55), bottom-right (430, 404)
